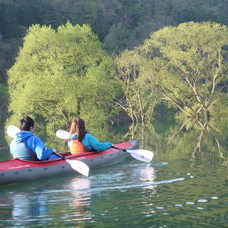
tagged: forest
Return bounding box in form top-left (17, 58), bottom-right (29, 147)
top-left (0, 0), bottom-right (228, 165)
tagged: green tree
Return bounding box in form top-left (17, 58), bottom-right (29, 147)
top-left (7, 22), bottom-right (121, 144)
top-left (103, 23), bottom-right (130, 54)
top-left (140, 22), bottom-right (228, 132)
top-left (114, 22), bottom-right (228, 157)
top-left (137, 22), bottom-right (228, 156)
top-left (115, 50), bottom-right (157, 144)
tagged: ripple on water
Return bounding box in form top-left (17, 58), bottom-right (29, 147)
top-left (185, 201), bottom-right (195, 205)
top-left (175, 204), bottom-right (183, 207)
top-left (151, 162), bottom-right (168, 166)
top-left (155, 207), bottom-right (165, 210)
top-left (197, 199), bottom-right (208, 203)
top-left (211, 196), bottom-right (219, 200)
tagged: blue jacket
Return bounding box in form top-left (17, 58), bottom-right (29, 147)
top-left (10, 131), bottom-right (57, 161)
top-left (72, 133), bottom-right (112, 152)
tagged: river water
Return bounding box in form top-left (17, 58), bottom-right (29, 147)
top-left (0, 156), bottom-right (227, 227)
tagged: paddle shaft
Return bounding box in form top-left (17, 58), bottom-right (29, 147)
top-left (53, 151), bottom-right (89, 176)
top-left (52, 151), bottom-right (66, 161)
top-left (111, 145), bottom-right (127, 152)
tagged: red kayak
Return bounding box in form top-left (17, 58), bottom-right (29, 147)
top-left (0, 139), bottom-right (139, 185)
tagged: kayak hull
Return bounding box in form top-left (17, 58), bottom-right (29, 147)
top-left (0, 139), bottom-right (139, 185)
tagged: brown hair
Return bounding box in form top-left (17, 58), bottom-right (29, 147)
top-left (69, 118), bottom-right (87, 142)
top-left (19, 116), bottom-right (34, 131)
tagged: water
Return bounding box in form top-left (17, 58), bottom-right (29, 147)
top-left (0, 158), bottom-right (227, 227)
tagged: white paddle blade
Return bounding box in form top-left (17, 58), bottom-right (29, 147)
top-left (127, 149), bottom-right (154, 163)
top-left (56, 130), bottom-right (70, 140)
top-left (66, 159), bottom-right (89, 177)
top-left (7, 125), bottom-right (20, 138)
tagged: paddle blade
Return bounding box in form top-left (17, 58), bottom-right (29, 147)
top-left (66, 159), bottom-right (89, 177)
top-left (126, 149), bottom-right (154, 163)
top-left (7, 125), bottom-right (20, 138)
top-left (56, 130), bottom-right (70, 140)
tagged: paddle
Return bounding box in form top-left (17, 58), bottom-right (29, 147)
top-left (7, 125), bottom-right (20, 138)
top-left (56, 129), bottom-right (70, 140)
top-left (56, 129), bottom-right (154, 163)
top-left (111, 145), bottom-right (154, 163)
top-left (7, 126), bottom-right (89, 177)
top-left (52, 152), bottom-right (89, 177)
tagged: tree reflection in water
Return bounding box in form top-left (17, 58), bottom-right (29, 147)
top-left (131, 123), bottom-right (228, 168)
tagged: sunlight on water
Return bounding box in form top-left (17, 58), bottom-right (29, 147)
top-left (0, 159), bottom-right (227, 227)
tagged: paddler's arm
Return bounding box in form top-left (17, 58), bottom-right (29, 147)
top-left (27, 136), bottom-right (57, 160)
top-left (86, 134), bottom-right (112, 152)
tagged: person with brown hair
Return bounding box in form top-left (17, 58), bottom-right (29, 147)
top-left (68, 118), bottom-right (112, 155)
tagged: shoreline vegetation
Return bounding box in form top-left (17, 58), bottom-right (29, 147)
top-left (0, 0), bottom-right (227, 166)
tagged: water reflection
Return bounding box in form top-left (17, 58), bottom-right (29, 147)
top-left (0, 157), bottom-right (226, 227)
top-left (69, 177), bottom-right (91, 221)
top-left (131, 164), bottom-right (157, 191)
top-left (11, 191), bottom-right (48, 227)
top-left (143, 127), bottom-right (228, 167)
top-left (9, 178), bottom-right (92, 226)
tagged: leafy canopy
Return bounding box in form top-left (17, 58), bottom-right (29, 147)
top-left (8, 22), bottom-right (121, 141)
top-left (139, 22), bottom-right (228, 132)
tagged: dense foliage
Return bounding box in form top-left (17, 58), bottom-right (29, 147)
top-left (7, 23), bottom-right (121, 143)
top-left (116, 22), bottom-right (228, 165)
top-left (1, 0), bottom-right (228, 51)
top-left (0, 0), bottom-right (227, 164)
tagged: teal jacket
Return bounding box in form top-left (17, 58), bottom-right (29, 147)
top-left (10, 131), bottom-right (57, 161)
top-left (72, 133), bottom-right (112, 152)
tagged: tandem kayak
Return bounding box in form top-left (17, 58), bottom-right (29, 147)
top-left (0, 139), bottom-right (139, 185)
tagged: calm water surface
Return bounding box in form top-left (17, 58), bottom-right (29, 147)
top-left (0, 158), bottom-right (227, 227)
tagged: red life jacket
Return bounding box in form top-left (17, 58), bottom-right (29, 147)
top-left (69, 139), bottom-right (86, 155)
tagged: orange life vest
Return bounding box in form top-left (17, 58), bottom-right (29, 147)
top-left (69, 139), bottom-right (86, 155)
